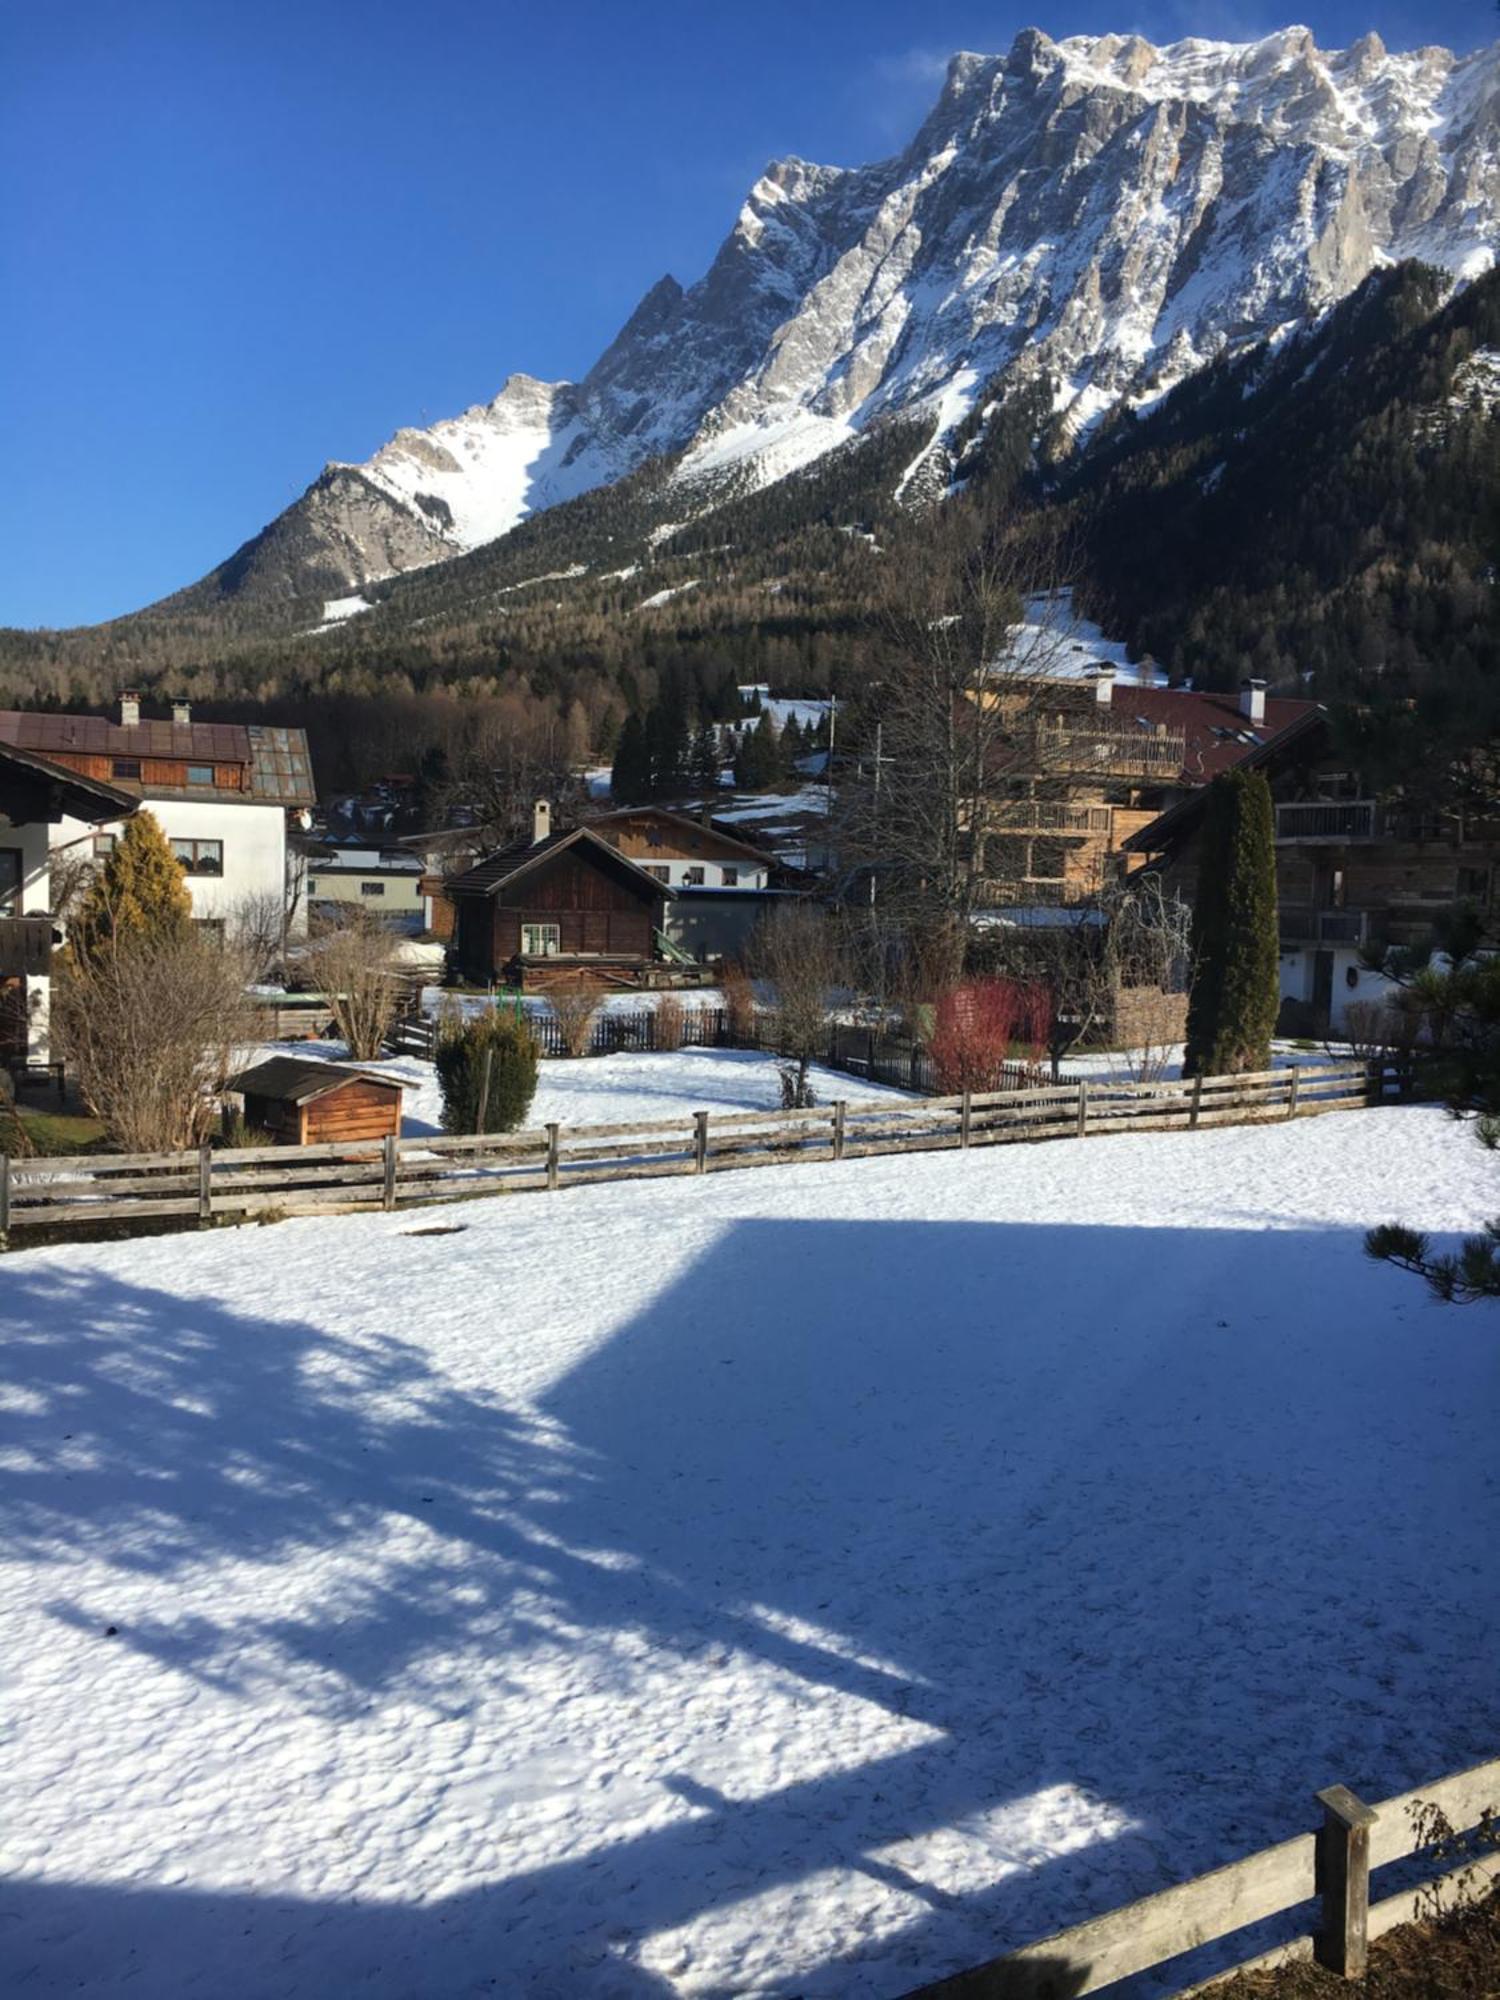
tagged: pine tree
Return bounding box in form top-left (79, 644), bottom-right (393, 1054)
top-left (71, 809), bottom-right (192, 965)
top-left (689, 722), bottom-right (720, 794)
top-left (610, 712), bottom-right (650, 803)
top-left (646, 680), bottom-right (689, 798)
top-left (1183, 768), bottom-right (1280, 1076)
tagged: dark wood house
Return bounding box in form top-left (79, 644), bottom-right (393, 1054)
top-left (227, 1058), bottom-right (405, 1147)
top-left (444, 806), bottom-right (674, 989)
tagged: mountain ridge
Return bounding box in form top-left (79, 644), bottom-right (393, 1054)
top-left (152, 22), bottom-right (1499, 621)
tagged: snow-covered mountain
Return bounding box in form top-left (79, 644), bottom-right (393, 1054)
top-left (193, 25), bottom-right (1500, 605)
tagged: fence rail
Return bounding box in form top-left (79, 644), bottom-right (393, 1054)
top-left (907, 1751), bottom-right (1500, 1999)
top-left (1, 1062), bottom-right (1384, 1245)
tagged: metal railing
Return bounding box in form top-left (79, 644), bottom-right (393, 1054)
top-left (1278, 908), bottom-right (1369, 946)
top-left (1275, 800), bottom-right (1378, 841)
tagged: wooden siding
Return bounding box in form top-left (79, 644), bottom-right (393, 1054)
top-left (243, 1080), bottom-right (402, 1148)
top-left (601, 813), bottom-right (760, 866)
top-left (40, 750), bottom-right (246, 791)
top-left (455, 844), bottom-right (663, 981)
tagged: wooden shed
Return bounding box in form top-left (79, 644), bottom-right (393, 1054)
top-left (227, 1058), bottom-right (404, 1147)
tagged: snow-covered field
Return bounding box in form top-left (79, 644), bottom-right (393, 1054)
top-left (3, 1105), bottom-right (1497, 1997)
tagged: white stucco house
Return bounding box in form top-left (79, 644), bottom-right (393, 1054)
top-left (0, 697), bottom-right (317, 1062)
top-left (0, 742), bottom-right (139, 1065)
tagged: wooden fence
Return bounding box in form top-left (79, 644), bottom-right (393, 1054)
top-left (386, 1007), bottom-right (1037, 1095)
top-left (905, 1752), bottom-right (1500, 1998)
top-left (1, 1062), bottom-right (1379, 1244)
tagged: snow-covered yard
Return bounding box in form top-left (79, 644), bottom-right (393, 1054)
top-left (3, 1106), bottom-right (1497, 1996)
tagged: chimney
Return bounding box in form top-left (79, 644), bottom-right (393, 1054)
top-left (1092, 666), bottom-right (1116, 708)
top-left (118, 689), bottom-right (140, 728)
top-left (172, 698), bottom-right (192, 727)
top-left (532, 799), bottom-right (552, 846)
top-left (1239, 678), bottom-right (1267, 724)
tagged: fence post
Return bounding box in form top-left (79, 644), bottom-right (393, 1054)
top-left (546, 1122), bottom-right (560, 1191)
top-left (476, 1047), bottom-right (494, 1136)
top-left (0, 1152), bottom-right (9, 1248)
top-left (382, 1134), bottom-right (398, 1210)
top-left (960, 1090), bottom-right (972, 1150)
top-left (1189, 1073), bottom-right (1204, 1130)
top-left (910, 1043), bottom-right (920, 1091)
top-left (1287, 1067), bottom-right (1301, 1120)
top-left (198, 1143), bottom-right (213, 1223)
top-left (1314, 1785), bottom-right (1378, 1977)
top-left (694, 1110), bottom-right (709, 1175)
top-left (1076, 1080), bottom-right (1088, 1139)
top-left (832, 1099), bottom-right (846, 1162)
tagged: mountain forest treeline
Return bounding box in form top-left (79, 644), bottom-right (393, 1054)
top-left (0, 261), bottom-right (1495, 798)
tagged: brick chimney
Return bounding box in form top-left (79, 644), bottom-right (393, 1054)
top-left (1239, 678), bottom-right (1267, 724)
top-left (532, 799), bottom-right (552, 846)
top-left (1092, 666), bottom-right (1116, 708)
top-left (118, 689), bottom-right (141, 728)
top-left (172, 698), bottom-right (192, 727)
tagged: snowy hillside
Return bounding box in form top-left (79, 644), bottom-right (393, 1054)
top-left (185, 26), bottom-right (1500, 603)
top-left (3, 1104), bottom-right (1496, 1996)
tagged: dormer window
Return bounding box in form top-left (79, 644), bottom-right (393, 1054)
top-left (186, 763), bottom-right (214, 787)
top-left (112, 758), bottom-right (141, 780)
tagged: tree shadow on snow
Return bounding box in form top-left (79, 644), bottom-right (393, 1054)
top-left (2, 1214), bottom-right (1494, 1996)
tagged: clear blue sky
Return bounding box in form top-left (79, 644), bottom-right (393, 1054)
top-left (2, 0), bottom-right (1491, 629)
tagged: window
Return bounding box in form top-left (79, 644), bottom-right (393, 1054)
top-left (0, 847), bottom-right (19, 918)
top-left (1458, 866), bottom-right (1491, 905)
top-left (305, 879), bottom-right (318, 895)
top-left (170, 838), bottom-right (224, 876)
top-left (193, 918), bottom-right (225, 943)
top-left (682, 866), bottom-right (706, 886)
top-left (360, 880), bottom-right (386, 897)
top-left (186, 763), bottom-right (215, 787)
top-left (112, 758), bottom-right (141, 780)
top-left (92, 832), bottom-right (117, 858)
top-left (1029, 839), bottom-right (1068, 882)
top-left (645, 865), bottom-right (670, 883)
top-left (522, 923), bottom-right (561, 956)
top-left (722, 867), bottom-right (739, 887)
top-left (646, 828), bottom-right (664, 847)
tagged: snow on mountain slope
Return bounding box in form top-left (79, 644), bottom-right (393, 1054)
top-left (201, 26), bottom-right (1500, 603)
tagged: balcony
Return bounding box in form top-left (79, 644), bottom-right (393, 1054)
top-left (1032, 722), bottom-right (1186, 781)
top-left (0, 916), bottom-right (54, 977)
top-left (1274, 801), bottom-right (1379, 843)
top-left (977, 878), bottom-right (1092, 909)
top-left (1278, 907), bottom-right (1369, 947)
top-left (988, 802), bottom-right (1114, 837)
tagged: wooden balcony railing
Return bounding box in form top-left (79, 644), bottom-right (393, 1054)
top-left (1275, 800), bottom-right (1379, 842)
top-left (988, 802), bottom-right (1113, 836)
top-left (1032, 722), bottom-right (1186, 779)
top-left (0, 916), bottom-right (53, 977)
top-left (1278, 907), bottom-right (1369, 946)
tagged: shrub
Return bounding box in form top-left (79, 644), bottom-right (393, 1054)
top-left (549, 980), bottom-right (606, 1058)
top-left (54, 928), bottom-right (255, 1153)
top-left (721, 964), bottom-right (758, 1046)
top-left (436, 1008), bottom-right (539, 1134)
top-left (655, 992), bottom-right (686, 1052)
top-left (304, 911), bottom-right (401, 1061)
top-left (929, 978), bottom-right (1050, 1093)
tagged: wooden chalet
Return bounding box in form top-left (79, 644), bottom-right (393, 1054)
top-left (444, 802), bottom-right (675, 990)
top-left (1123, 705), bottom-right (1500, 1036)
top-left (227, 1057), bottom-right (404, 1147)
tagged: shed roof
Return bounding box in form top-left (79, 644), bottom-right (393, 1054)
top-left (445, 825), bottom-right (675, 900)
top-left (227, 1057), bottom-right (404, 1104)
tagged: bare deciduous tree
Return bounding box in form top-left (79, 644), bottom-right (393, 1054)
top-left (54, 929), bottom-right (256, 1153)
top-left (304, 912), bottom-right (402, 1061)
top-left (835, 514), bottom-right (1093, 988)
top-left (750, 903), bottom-right (844, 1108)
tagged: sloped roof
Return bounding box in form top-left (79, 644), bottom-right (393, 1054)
top-left (1121, 707), bottom-right (1330, 854)
top-left (587, 805), bottom-right (772, 865)
top-left (226, 1057), bottom-right (404, 1104)
top-left (445, 825), bottom-right (675, 900)
top-left (0, 709), bottom-right (251, 762)
top-left (0, 710), bottom-right (315, 806)
top-left (0, 741), bottom-right (140, 824)
top-left (1101, 687), bottom-right (1322, 785)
